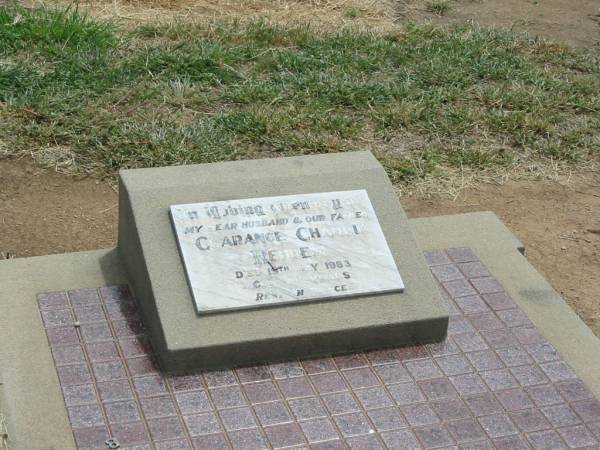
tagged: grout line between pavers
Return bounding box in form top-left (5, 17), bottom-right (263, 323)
top-left (100, 287), bottom-right (156, 450)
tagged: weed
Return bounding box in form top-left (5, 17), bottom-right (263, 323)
top-left (344, 7), bottom-right (361, 19)
top-left (131, 23), bottom-right (162, 39)
top-left (426, 0), bottom-right (452, 16)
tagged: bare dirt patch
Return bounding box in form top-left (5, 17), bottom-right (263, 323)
top-left (0, 159), bottom-right (117, 258)
top-left (402, 0), bottom-right (600, 50)
top-left (1, 158), bottom-right (598, 337)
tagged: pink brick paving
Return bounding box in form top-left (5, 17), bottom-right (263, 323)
top-left (37, 248), bottom-right (600, 449)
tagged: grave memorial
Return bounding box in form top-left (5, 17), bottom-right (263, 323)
top-left (118, 152), bottom-right (448, 372)
top-left (1, 150), bottom-right (600, 450)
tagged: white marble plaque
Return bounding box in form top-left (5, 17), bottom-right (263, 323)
top-left (170, 190), bottom-right (404, 313)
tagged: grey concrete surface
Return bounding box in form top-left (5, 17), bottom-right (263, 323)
top-left (0, 212), bottom-right (599, 449)
top-left (118, 152), bottom-right (448, 372)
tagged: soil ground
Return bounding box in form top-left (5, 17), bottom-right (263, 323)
top-left (1, 0), bottom-right (599, 337)
top-left (1, 159), bottom-right (599, 338)
top-left (404, 0), bottom-right (600, 50)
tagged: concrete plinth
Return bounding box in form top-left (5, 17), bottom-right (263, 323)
top-left (118, 152), bottom-right (448, 372)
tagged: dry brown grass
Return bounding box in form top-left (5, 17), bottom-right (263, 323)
top-left (396, 160), bottom-right (598, 200)
top-left (26, 0), bottom-right (401, 31)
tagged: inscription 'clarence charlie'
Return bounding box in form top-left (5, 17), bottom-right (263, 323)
top-left (170, 190), bottom-right (404, 314)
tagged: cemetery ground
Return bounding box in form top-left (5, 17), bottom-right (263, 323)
top-left (0, 3), bottom-right (599, 338)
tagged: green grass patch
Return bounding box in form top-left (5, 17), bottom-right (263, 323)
top-left (0, 5), bottom-right (115, 55)
top-left (1, 6), bottom-right (599, 182)
top-left (344, 7), bottom-right (361, 19)
top-left (426, 0), bottom-right (452, 16)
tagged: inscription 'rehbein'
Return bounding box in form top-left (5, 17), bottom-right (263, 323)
top-left (170, 190), bottom-right (404, 314)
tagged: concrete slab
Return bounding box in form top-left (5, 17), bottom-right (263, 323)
top-left (409, 212), bottom-right (600, 402)
top-left (118, 152), bottom-right (447, 372)
top-left (0, 212), bottom-right (598, 449)
top-left (0, 249), bottom-right (127, 450)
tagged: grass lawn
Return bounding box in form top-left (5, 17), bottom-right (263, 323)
top-left (0, 5), bottom-right (598, 184)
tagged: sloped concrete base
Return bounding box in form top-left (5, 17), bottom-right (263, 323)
top-left (118, 152), bottom-right (448, 372)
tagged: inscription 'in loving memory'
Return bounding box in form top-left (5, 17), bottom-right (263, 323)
top-left (170, 190), bottom-right (404, 314)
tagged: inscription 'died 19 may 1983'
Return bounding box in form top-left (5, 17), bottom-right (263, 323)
top-left (170, 190), bottom-right (404, 314)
